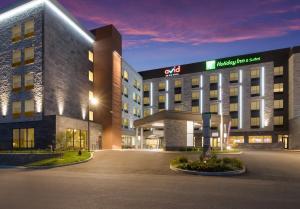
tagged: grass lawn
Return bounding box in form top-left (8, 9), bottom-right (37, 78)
top-left (27, 151), bottom-right (92, 167)
top-left (0, 150), bottom-right (54, 154)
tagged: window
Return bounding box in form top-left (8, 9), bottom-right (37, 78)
top-left (229, 136), bottom-right (244, 144)
top-left (136, 81), bottom-right (141, 90)
top-left (249, 136), bottom-right (272, 143)
top-left (159, 95), bottom-right (165, 103)
top-left (210, 90), bottom-right (218, 99)
top-left (12, 75), bottom-right (21, 91)
top-left (251, 100), bottom-right (260, 110)
top-left (123, 70), bottom-right (128, 81)
top-left (24, 20), bottom-right (34, 38)
top-left (274, 100), bottom-right (283, 109)
top-left (210, 103), bottom-right (218, 113)
top-left (250, 117), bottom-right (260, 127)
top-left (123, 103), bottom-right (128, 112)
top-left (209, 74), bottom-right (218, 84)
top-left (274, 66), bottom-right (283, 76)
top-left (144, 109), bottom-right (150, 117)
top-left (192, 91), bottom-right (200, 100)
top-left (231, 118), bottom-right (238, 127)
top-left (89, 71), bottom-right (94, 82)
top-left (122, 86), bottom-right (128, 96)
top-left (230, 103), bottom-right (238, 112)
top-left (274, 116), bottom-right (284, 125)
top-left (174, 105), bottom-right (183, 111)
top-left (89, 91), bottom-right (94, 100)
top-left (274, 83), bottom-right (283, 93)
top-left (122, 118), bottom-right (129, 128)
top-left (158, 82), bottom-right (166, 91)
top-left (25, 73), bottom-right (34, 89)
top-left (13, 128), bottom-right (34, 149)
top-left (88, 51), bottom-right (94, 62)
top-left (175, 79), bottom-right (182, 88)
top-left (230, 72), bottom-right (238, 82)
top-left (65, 129), bottom-right (87, 149)
top-left (12, 25), bottom-right (21, 42)
top-left (25, 99), bottom-right (34, 116)
top-left (132, 92), bottom-right (137, 101)
top-left (174, 94), bottom-right (182, 102)
top-left (133, 107), bottom-right (137, 116)
top-left (144, 97), bottom-right (150, 105)
top-left (24, 47), bottom-right (34, 64)
top-left (89, 111), bottom-right (94, 121)
top-left (251, 85), bottom-right (260, 96)
top-left (137, 95), bottom-right (141, 104)
top-left (192, 77), bottom-right (199, 87)
top-left (192, 106), bottom-right (199, 113)
top-left (250, 68), bottom-right (260, 78)
top-left (12, 49), bottom-right (21, 67)
top-left (12, 101), bottom-right (21, 117)
top-left (144, 83), bottom-right (150, 92)
top-left (229, 87), bottom-right (238, 96)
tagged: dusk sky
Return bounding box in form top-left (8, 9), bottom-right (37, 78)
top-left (1, 0), bottom-right (300, 71)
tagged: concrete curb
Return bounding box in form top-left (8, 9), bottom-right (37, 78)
top-left (170, 164), bottom-right (246, 176)
top-left (0, 152), bottom-right (94, 170)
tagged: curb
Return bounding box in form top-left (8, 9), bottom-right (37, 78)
top-left (1, 152), bottom-right (95, 170)
top-left (170, 164), bottom-right (246, 176)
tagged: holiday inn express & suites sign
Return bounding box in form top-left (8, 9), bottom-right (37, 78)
top-left (206, 56), bottom-right (262, 70)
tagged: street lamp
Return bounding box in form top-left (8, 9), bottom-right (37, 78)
top-left (88, 97), bottom-right (99, 151)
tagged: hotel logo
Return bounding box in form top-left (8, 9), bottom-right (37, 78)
top-left (165, 66), bottom-right (181, 77)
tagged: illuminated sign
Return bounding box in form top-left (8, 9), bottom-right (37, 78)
top-left (206, 56), bottom-right (261, 70)
top-left (165, 66), bottom-right (181, 77)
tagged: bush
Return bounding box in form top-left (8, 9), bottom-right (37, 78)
top-left (171, 156), bottom-right (188, 165)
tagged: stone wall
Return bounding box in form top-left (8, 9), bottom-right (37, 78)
top-left (164, 119), bottom-right (187, 150)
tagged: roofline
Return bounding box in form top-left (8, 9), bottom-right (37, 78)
top-left (0, 0), bottom-right (95, 44)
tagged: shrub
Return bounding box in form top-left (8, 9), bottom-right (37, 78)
top-left (171, 156), bottom-right (188, 165)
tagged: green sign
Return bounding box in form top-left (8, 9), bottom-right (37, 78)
top-left (206, 56), bottom-right (261, 70)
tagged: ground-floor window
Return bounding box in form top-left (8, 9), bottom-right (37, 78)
top-left (228, 136), bottom-right (244, 144)
top-left (66, 129), bottom-right (87, 150)
top-left (13, 128), bottom-right (34, 149)
top-left (248, 136), bottom-right (272, 143)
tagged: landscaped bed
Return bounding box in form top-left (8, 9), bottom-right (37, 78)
top-left (170, 155), bottom-right (245, 176)
top-left (26, 151), bottom-right (92, 167)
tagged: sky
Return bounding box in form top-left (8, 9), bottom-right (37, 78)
top-left (1, 0), bottom-right (300, 71)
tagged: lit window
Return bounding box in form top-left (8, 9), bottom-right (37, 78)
top-left (192, 77), bottom-right (199, 87)
top-left (251, 85), bottom-right (260, 96)
top-left (122, 86), bottom-right (128, 96)
top-left (137, 95), bottom-right (141, 103)
top-left (230, 72), bottom-right (238, 81)
top-left (210, 103), bottom-right (218, 113)
top-left (175, 79), bottom-right (182, 88)
top-left (89, 111), bottom-right (94, 121)
top-left (133, 107), bottom-right (137, 116)
top-left (209, 75), bottom-right (218, 83)
top-left (209, 90), bottom-right (218, 99)
top-left (144, 109), bottom-right (150, 117)
top-left (250, 68), bottom-right (260, 78)
top-left (159, 95), bottom-right (165, 103)
top-left (174, 105), bottom-right (183, 111)
top-left (25, 73), bottom-right (34, 89)
top-left (192, 91), bottom-right (200, 100)
top-left (89, 91), bottom-right (94, 100)
top-left (231, 118), bottom-right (238, 127)
top-left (88, 51), bottom-right (94, 62)
top-left (24, 47), bottom-right (34, 64)
top-left (25, 99), bottom-right (35, 116)
top-left (250, 117), bottom-right (260, 127)
top-left (12, 101), bottom-right (21, 117)
top-left (133, 92), bottom-right (137, 101)
top-left (230, 103), bottom-right (238, 112)
top-left (122, 118), bottom-right (129, 128)
top-left (249, 136), bottom-right (272, 143)
top-left (89, 71), bottom-right (94, 82)
top-left (251, 100), bottom-right (260, 110)
top-left (174, 94), bottom-right (182, 102)
top-left (24, 20), bottom-right (34, 38)
top-left (274, 116), bottom-right (284, 125)
top-left (274, 100), bottom-right (283, 109)
top-left (229, 136), bottom-right (244, 144)
top-left (13, 128), bottom-right (34, 149)
top-left (12, 75), bottom-right (21, 91)
top-left (123, 70), bottom-right (128, 81)
top-left (12, 25), bottom-right (21, 42)
top-left (274, 83), bottom-right (283, 93)
top-left (12, 49), bottom-right (21, 67)
top-left (192, 106), bottom-right (199, 113)
top-left (274, 66), bottom-right (283, 76)
top-left (229, 87), bottom-right (238, 96)
top-left (123, 103), bottom-right (128, 112)
top-left (158, 82), bottom-right (166, 91)
top-left (143, 97), bottom-right (150, 105)
top-left (144, 83), bottom-right (150, 92)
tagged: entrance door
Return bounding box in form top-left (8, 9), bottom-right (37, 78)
top-left (282, 136), bottom-right (289, 149)
top-left (211, 137), bottom-right (219, 148)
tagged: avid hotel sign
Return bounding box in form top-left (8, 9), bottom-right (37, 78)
top-left (164, 66), bottom-right (181, 77)
top-left (206, 56), bottom-right (261, 70)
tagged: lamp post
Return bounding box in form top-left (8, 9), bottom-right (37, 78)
top-left (88, 97), bottom-right (99, 152)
